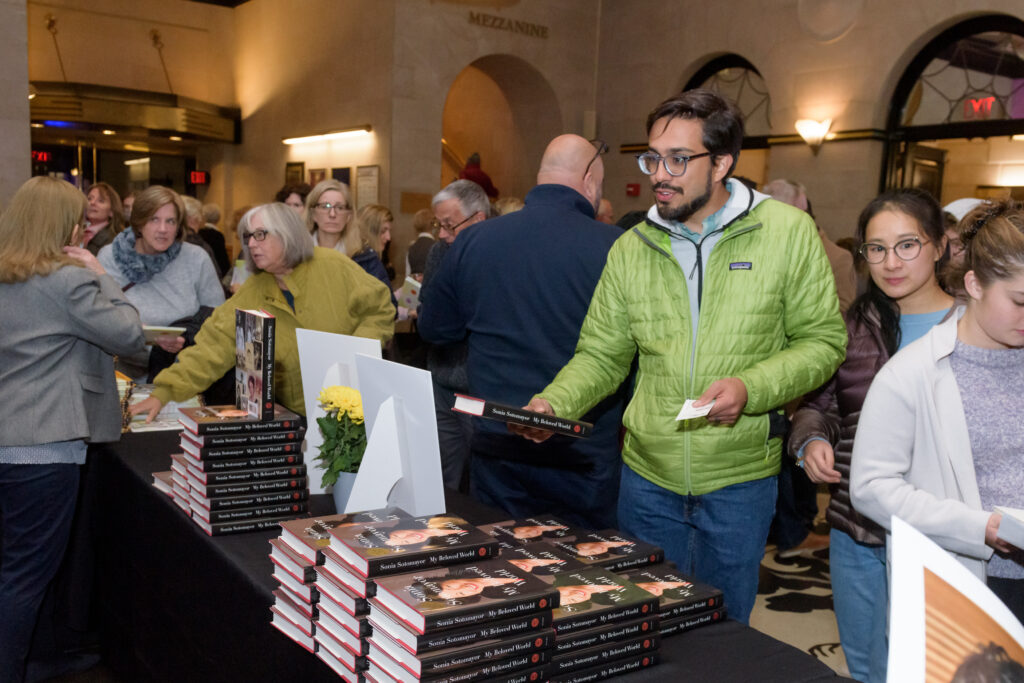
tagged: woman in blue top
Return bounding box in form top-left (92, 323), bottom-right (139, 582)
top-left (789, 188), bottom-right (953, 683)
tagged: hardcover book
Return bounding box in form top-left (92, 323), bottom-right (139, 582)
top-left (270, 537), bottom-right (316, 584)
top-left (368, 602), bottom-right (552, 655)
top-left (476, 517), bottom-right (584, 546)
top-left (553, 615), bottom-right (660, 654)
top-left (272, 561), bottom-right (318, 604)
top-left (180, 438), bottom-right (303, 461)
top-left (367, 640), bottom-right (550, 683)
top-left (371, 559), bottom-right (558, 634)
top-left (182, 451), bottom-right (302, 473)
top-left (314, 617), bottom-right (367, 672)
top-left (620, 564), bottom-right (724, 619)
top-left (321, 548), bottom-right (378, 598)
top-left (152, 470), bottom-right (173, 497)
top-left (327, 515), bottom-right (498, 579)
top-left (270, 605), bottom-right (315, 654)
top-left (318, 598), bottom-right (371, 643)
top-left (186, 473), bottom-right (307, 499)
top-left (273, 587), bottom-right (316, 630)
top-left (317, 646), bottom-right (362, 683)
top-left (279, 507), bottom-right (412, 565)
top-left (315, 566), bottom-right (370, 616)
top-left (548, 530), bottom-right (663, 573)
top-left (452, 394), bottom-right (591, 438)
top-left (192, 499), bottom-right (308, 524)
top-left (181, 427), bottom-right (305, 448)
top-left (235, 308), bottom-right (275, 420)
top-left (497, 543), bottom-right (588, 583)
top-left (369, 624), bottom-right (553, 678)
top-left (547, 650), bottom-right (658, 682)
top-left (550, 632), bottom-right (659, 675)
top-left (549, 567), bottom-right (659, 635)
top-left (183, 458), bottom-right (306, 486)
top-left (179, 404), bottom-right (302, 435)
top-left (195, 513), bottom-right (297, 537)
top-left (659, 606), bottom-right (726, 638)
top-left (191, 487), bottom-right (308, 512)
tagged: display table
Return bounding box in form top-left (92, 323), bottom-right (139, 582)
top-left (84, 431), bottom-right (849, 682)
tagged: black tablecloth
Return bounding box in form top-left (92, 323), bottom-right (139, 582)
top-left (83, 431), bottom-right (847, 682)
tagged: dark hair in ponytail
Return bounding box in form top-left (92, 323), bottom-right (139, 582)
top-left (848, 188), bottom-right (945, 355)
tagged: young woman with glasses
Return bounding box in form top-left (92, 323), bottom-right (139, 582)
top-left (788, 187), bottom-right (953, 683)
top-left (852, 198), bottom-right (1024, 619)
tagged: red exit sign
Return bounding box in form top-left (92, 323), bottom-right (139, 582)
top-left (190, 170), bottom-right (210, 185)
top-left (31, 150), bottom-right (51, 163)
top-left (964, 96), bottom-right (996, 120)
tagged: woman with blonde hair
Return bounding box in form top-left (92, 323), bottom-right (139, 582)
top-left (357, 203), bottom-right (395, 282)
top-left (0, 177), bottom-right (144, 681)
top-left (306, 180), bottom-right (392, 291)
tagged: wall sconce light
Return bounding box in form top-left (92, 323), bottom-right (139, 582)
top-left (283, 125), bottom-right (372, 145)
top-left (795, 118), bottom-right (832, 152)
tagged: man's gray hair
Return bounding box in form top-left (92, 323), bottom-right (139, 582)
top-left (432, 179), bottom-right (491, 219)
top-left (238, 202), bottom-right (315, 273)
top-left (762, 179), bottom-right (807, 209)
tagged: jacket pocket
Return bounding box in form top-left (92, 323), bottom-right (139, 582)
top-left (80, 372), bottom-right (106, 394)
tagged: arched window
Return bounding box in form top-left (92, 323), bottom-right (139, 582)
top-left (685, 55), bottom-right (772, 139)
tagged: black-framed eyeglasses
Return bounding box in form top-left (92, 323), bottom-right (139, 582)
top-left (584, 139), bottom-right (608, 179)
top-left (313, 202), bottom-right (350, 213)
top-left (241, 229), bottom-right (269, 242)
top-left (858, 237), bottom-right (930, 264)
top-left (431, 214), bottom-right (475, 234)
top-left (635, 151), bottom-right (712, 177)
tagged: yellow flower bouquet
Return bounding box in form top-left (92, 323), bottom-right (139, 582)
top-left (315, 385), bottom-right (367, 488)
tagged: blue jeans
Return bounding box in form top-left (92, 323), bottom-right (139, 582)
top-left (0, 463), bottom-right (80, 683)
top-left (617, 464), bottom-right (776, 624)
top-left (432, 381), bottom-right (473, 492)
top-left (830, 528), bottom-right (888, 683)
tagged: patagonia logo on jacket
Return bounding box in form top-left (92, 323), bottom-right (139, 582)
top-left (730, 262), bottom-right (752, 270)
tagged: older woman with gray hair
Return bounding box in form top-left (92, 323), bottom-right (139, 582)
top-left (131, 202), bottom-right (395, 419)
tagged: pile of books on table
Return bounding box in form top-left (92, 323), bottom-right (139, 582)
top-left (166, 403), bottom-right (309, 536)
top-left (269, 511), bottom-right (724, 682)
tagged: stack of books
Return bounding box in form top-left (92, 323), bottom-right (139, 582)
top-left (620, 564), bottom-right (726, 638)
top-left (167, 403), bottom-right (308, 536)
top-left (271, 508), bottom-right (412, 681)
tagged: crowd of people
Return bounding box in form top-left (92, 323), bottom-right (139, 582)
top-left (1, 87), bottom-right (1023, 682)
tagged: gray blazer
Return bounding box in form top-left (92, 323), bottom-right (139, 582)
top-left (0, 265), bottom-right (145, 446)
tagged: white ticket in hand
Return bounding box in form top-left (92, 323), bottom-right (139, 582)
top-left (676, 399), bottom-right (715, 421)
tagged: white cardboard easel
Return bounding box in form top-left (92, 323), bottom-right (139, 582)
top-left (343, 354), bottom-right (444, 516)
top-left (295, 329), bottom-right (381, 494)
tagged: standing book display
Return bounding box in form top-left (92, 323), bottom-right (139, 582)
top-left (235, 308), bottom-right (275, 420)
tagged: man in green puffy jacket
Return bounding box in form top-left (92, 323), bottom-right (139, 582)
top-left (519, 90), bottom-right (847, 623)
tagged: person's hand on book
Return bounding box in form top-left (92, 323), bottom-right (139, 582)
top-left (510, 397), bottom-right (556, 443)
top-left (154, 335), bottom-right (185, 354)
top-left (986, 513), bottom-right (1017, 554)
top-left (130, 396), bottom-right (165, 423)
top-left (801, 440), bottom-right (841, 484)
top-left (695, 377), bottom-right (747, 425)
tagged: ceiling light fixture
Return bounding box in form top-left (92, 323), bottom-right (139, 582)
top-left (282, 125), bottom-right (372, 145)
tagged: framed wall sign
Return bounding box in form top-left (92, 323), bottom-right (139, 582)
top-left (284, 162), bottom-right (305, 185)
top-left (356, 165), bottom-right (380, 208)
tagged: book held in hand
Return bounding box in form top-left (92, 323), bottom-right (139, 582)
top-left (235, 308), bottom-right (276, 420)
top-left (327, 514), bottom-right (499, 578)
top-left (371, 558), bottom-right (558, 634)
top-left (452, 395), bottom-right (592, 438)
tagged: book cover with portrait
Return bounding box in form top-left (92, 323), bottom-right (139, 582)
top-left (620, 564), bottom-right (724, 619)
top-left (278, 506), bottom-right (412, 565)
top-left (235, 308), bottom-right (276, 420)
top-left (476, 516), bottom-right (586, 547)
top-left (327, 514), bottom-right (499, 578)
top-left (371, 558), bottom-right (559, 634)
top-left (178, 404), bottom-right (301, 435)
top-left (548, 530), bottom-right (664, 573)
top-left (549, 567), bottom-right (659, 635)
top-left (497, 543), bottom-right (588, 583)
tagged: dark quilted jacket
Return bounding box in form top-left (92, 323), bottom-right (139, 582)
top-left (789, 309), bottom-right (888, 545)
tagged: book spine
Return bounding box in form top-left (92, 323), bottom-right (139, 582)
top-left (547, 651), bottom-right (659, 683)
top-left (551, 634), bottom-right (659, 675)
top-left (366, 541), bottom-right (499, 578)
top-left (659, 607), bottom-right (725, 637)
top-left (188, 416), bottom-right (303, 435)
top-left (421, 630), bottom-right (553, 675)
top-left (201, 464), bottom-right (306, 484)
top-left (188, 441), bottom-right (302, 460)
top-left (553, 597), bottom-right (659, 635)
top-left (414, 611), bottom-right (552, 653)
top-left (421, 651), bottom-right (550, 683)
top-left (424, 592), bottom-right (556, 632)
top-left (201, 476), bottom-right (307, 498)
top-left (189, 429), bottom-right (305, 447)
top-left (207, 501), bottom-right (308, 523)
top-left (481, 402), bottom-right (591, 438)
top-left (604, 550), bottom-right (665, 572)
top-left (204, 488), bottom-right (309, 511)
top-left (261, 316), bottom-right (275, 420)
top-left (661, 593), bottom-right (724, 620)
top-left (198, 514), bottom-right (297, 536)
top-left (554, 616), bottom-right (660, 653)
top-left (189, 452), bottom-right (302, 472)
